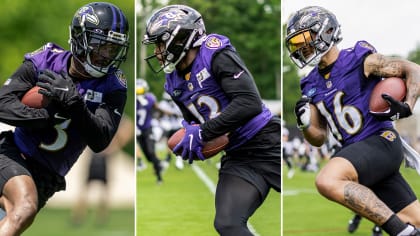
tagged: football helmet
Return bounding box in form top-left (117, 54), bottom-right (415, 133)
top-left (285, 6), bottom-right (342, 68)
top-left (70, 2), bottom-right (129, 78)
top-left (142, 5), bottom-right (206, 74)
top-left (136, 78), bottom-right (149, 95)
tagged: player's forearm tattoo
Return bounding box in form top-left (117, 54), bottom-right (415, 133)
top-left (367, 54), bottom-right (403, 78)
top-left (343, 182), bottom-right (391, 224)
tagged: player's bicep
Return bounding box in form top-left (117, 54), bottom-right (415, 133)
top-left (364, 53), bottom-right (404, 79)
top-left (0, 61), bottom-right (38, 97)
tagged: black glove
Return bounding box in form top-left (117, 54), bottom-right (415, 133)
top-left (370, 94), bottom-right (412, 121)
top-left (36, 70), bottom-right (82, 109)
top-left (294, 96), bottom-right (312, 130)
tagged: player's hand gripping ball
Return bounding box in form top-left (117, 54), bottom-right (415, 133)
top-left (369, 77), bottom-right (411, 120)
top-left (21, 86), bottom-right (50, 108)
top-left (369, 77), bottom-right (406, 112)
top-left (168, 122), bottom-right (229, 161)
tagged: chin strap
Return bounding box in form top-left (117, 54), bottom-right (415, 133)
top-left (83, 63), bottom-right (106, 78)
top-left (69, 57), bottom-right (91, 79)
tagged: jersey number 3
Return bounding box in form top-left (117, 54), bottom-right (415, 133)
top-left (39, 119), bottom-right (71, 151)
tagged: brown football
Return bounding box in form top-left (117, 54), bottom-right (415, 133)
top-left (167, 127), bottom-right (229, 159)
top-left (369, 77), bottom-right (406, 113)
top-left (21, 86), bottom-right (49, 108)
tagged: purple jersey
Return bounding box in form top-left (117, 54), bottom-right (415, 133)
top-left (13, 43), bottom-right (127, 176)
top-left (164, 34), bottom-right (273, 150)
top-left (136, 93), bottom-right (156, 131)
top-left (300, 41), bottom-right (393, 147)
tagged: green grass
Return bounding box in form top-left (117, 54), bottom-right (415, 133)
top-left (23, 208), bottom-right (134, 236)
top-left (283, 160), bottom-right (420, 236)
top-left (137, 156), bottom-right (281, 236)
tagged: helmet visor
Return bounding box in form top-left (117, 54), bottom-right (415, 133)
top-left (287, 30), bottom-right (313, 54)
top-left (286, 30), bottom-right (317, 68)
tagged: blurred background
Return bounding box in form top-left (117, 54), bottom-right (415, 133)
top-left (136, 0), bottom-right (281, 104)
top-left (136, 0), bottom-right (281, 236)
top-left (0, 1), bottom-right (135, 235)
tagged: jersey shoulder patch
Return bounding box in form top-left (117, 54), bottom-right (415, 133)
top-left (114, 70), bottom-right (127, 88)
top-left (356, 41), bottom-right (377, 53)
top-left (205, 36), bottom-right (223, 49)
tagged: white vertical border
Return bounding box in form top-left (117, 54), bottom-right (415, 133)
top-left (134, 1), bottom-right (139, 235)
top-left (280, 0), bottom-right (284, 235)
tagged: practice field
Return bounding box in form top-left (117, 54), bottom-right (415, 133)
top-left (137, 155), bottom-right (281, 236)
top-left (283, 160), bottom-right (420, 236)
top-left (23, 208), bottom-right (134, 236)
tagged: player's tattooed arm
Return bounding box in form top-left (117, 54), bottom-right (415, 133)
top-left (364, 53), bottom-right (420, 110)
top-left (343, 182), bottom-right (393, 225)
top-left (364, 54), bottom-right (403, 78)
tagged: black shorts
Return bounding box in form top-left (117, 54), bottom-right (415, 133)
top-left (0, 131), bottom-right (65, 211)
top-left (335, 129), bottom-right (416, 212)
top-left (87, 153), bottom-right (108, 183)
top-left (221, 117), bottom-right (281, 196)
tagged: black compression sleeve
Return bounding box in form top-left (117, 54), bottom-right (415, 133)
top-left (0, 61), bottom-right (52, 128)
top-left (68, 89), bottom-right (126, 153)
top-left (200, 49), bottom-right (263, 141)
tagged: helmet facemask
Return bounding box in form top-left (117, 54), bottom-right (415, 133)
top-left (286, 29), bottom-right (318, 68)
top-left (286, 6), bottom-right (342, 69)
top-left (71, 27), bottom-right (128, 77)
top-left (142, 5), bottom-right (206, 74)
top-left (144, 25), bottom-right (202, 74)
top-left (69, 2), bottom-right (129, 78)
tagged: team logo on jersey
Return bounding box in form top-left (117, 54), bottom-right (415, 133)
top-left (196, 68), bottom-right (210, 88)
top-left (188, 82), bottom-right (194, 91)
top-left (205, 36), bottom-right (222, 49)
top-left (380, 130), bottom-right (397, 142)
top-left (76, 6), bottom-right (100, 26)
top-left (359, 41), bottom-right (376, 53)
top-left (326, 81), bottom-right (332, 88)
top-left (172, 89), bottom-right (182, 97)
top-left (307, 88), bottom-right (316, 97)
top-left (115, 70), bottom-right (127, 88)
top-left (84, 89), bottom-right (103, 103)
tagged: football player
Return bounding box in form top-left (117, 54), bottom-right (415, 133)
top-left (136, 78), bottom-right (166, 183)
top-left (158, 92), bottom-right (184, 170)
top-left (0, 2), bottom-right (129, 235)
top-left (286, 6), bottom-right (420, 235)
top-left (142, 5), bottom-right (281, 235)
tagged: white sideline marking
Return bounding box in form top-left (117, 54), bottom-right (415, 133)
top-left (191, 164), bottom-right (260, 236)
top-left (283, 188), bottom-right (318, 196)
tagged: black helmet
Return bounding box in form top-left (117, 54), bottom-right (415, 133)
top-left (285, 6), bottom-right (342, 68)
top-left (142, 5), bottom-right (206, 73)
top-left (70, 2), bottom-right (129, 77)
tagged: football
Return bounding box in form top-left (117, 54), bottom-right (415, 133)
top-left (369, 77), bottom-right (406, 113)
top-left (21, 86), bottom-right (49, 108)
top-left (167, 127), bottom-right (229, 159)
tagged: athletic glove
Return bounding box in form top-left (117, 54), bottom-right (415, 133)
top-left (295, 96), bottom-right (312, 130)
top-left (36, 70), bottom-right (82, 109)
top-left (370, 94), bottom-right (412, 121)
top-left (173, 120), bottom-right (205, 164)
